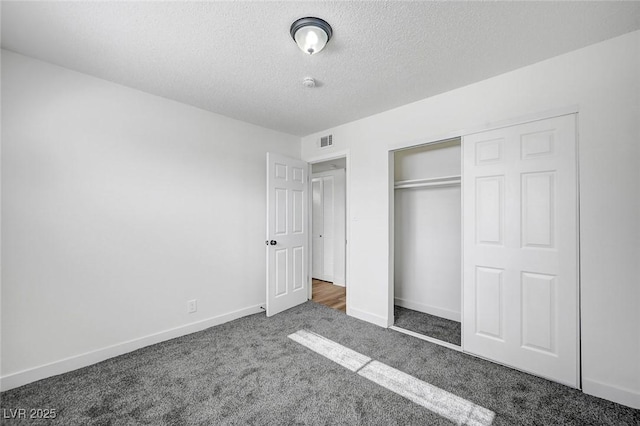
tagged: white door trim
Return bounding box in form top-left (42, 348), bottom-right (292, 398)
top-left (306, 151), bottom-right (350, 310)
top-left (388, 137), bottom-right (464, 334)
top-left (312, 169), bottom-right (347, 286)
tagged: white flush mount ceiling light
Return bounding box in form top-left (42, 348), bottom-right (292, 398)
top-left (290, 17), bottom-right (333, 55)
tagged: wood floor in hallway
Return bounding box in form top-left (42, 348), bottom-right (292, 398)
top-left (312, 279), bottom-right (346, 313)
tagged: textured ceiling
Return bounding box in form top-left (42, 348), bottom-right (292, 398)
top-left (2, 1), bottom-right (639, 136)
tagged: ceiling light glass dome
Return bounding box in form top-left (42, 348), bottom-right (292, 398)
top-left (290, 17), bottom-right (333, 55)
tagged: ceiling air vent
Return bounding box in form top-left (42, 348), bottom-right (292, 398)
top-left (320, 134), bottom-right (333, 148)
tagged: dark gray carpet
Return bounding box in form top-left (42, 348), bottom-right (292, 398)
top-left (394, 305), bottom-right (462, 346)
top-left (2, 301), bottom-right (638, 425)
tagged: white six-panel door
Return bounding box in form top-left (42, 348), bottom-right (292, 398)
top-left (266, 153), bottom-right (309, 317)
top-left (462, 114), bottom-right (579, 387)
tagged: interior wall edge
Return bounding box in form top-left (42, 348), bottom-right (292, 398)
top-left (0, 304), bottom-right (264, 392)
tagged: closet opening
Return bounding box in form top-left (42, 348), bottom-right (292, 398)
top-left (310, 157), bottom-right (347, 313)
top-left (391, 137), bottom-right (462, 349)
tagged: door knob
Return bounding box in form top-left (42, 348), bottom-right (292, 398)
top-left (269, 240), bottom-right (277, 246)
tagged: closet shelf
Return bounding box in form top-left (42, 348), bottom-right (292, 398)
top-left (394, 175), bottom-right (461, 189)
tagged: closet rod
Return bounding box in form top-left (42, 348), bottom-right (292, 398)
top-left (394, 175), bottom-right (461, 190)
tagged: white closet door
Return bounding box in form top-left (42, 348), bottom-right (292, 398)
top-left (462, 114), bottom-right (578, 387)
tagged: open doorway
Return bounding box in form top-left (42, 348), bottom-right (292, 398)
top-left (310, 157), bottom-right (347, 313)
top-left (391, 138), bottom-right (462, 349)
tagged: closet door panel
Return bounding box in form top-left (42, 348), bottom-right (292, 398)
top-left (463, 114), bottom-right (578, 388)
top-left (475, 176), bottom-right (505, 246)
top-left (521, 272), bottom-right (557, 354)
top-left (474, 266), bottom-right (504, 340)
top-left (521, 172), bottom-right (555, 249)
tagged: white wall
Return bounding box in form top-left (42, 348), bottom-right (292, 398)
top-left (394, 186), bottom-right (461, 321)
top-left (301, 31), bottom-right (640, 408)
top-left (394, 139), bottom-right (461, 181)
top-left (394, 141), bottom-right (461, 322)
top-left (1, 51), bottom-right (300, 389)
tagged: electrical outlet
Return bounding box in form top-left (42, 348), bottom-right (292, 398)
top-left (187, 299), bottom-right (197, 313)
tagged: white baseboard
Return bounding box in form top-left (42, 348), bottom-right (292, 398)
top-left (312, 274), bottom-right (333, 283)
top-left (583, 378), bottom-right (640, 409)
top-left (333, 276), bottom-right (346, 287)
top-left (0, 304), bottom-right (264, 392)
top-left (312, 276), bottom-right (345, 287)
top-left (348, 306), bottom-right (390, 327)
top-left (394, 297), bottom-right (461, 322)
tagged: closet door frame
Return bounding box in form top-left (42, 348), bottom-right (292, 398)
top-left (306, 151), bottom-right (351, 305)
top-left (311, 169), bottom-right (346, 285)
top-left (386, 105), bottom-right (580, 384)
top-left (311, 176), bottom-right (326, 281)
top-left (389, 138), bottom-right (464, 351)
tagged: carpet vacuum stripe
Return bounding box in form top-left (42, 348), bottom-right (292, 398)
top-left (288, 329), bottom-right (495, 426)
